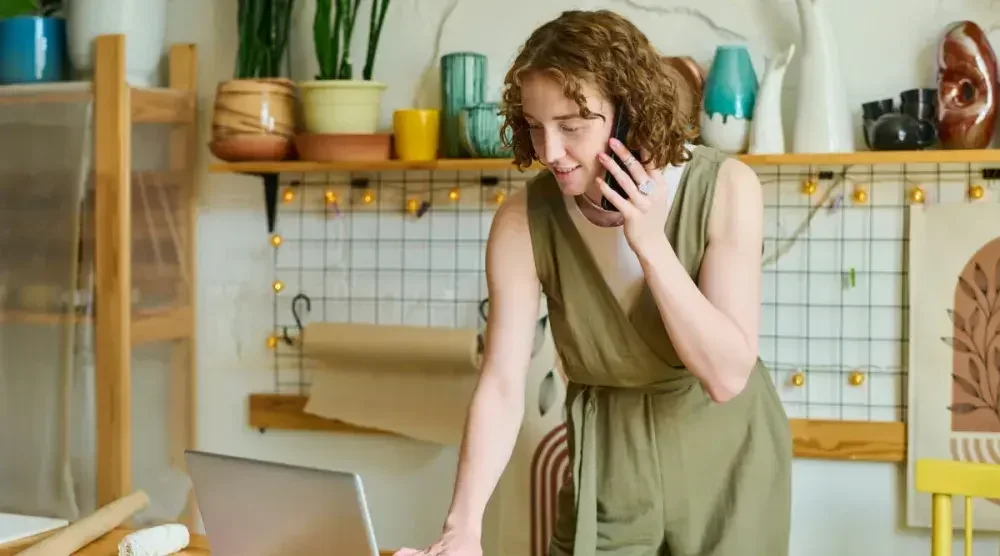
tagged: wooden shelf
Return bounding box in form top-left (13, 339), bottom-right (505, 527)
top-left (0, 81), bottom-right (195, 124)
top-left (248, 393), bottom-right (906, 463)
top-left (208, 148), bottom-right (1000, 176)
top-left (0, 304), bottom-right (193, 344)
top-left (739, 149), bottom-right (1000, 166)
top-left (209, 158), bottom-right (536, 174)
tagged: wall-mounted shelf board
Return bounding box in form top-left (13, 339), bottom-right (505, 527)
top-left (248, 393), bottom-right (906, 463)
top-left (210, 148), bottom-right (1000, 234)
top-left (209, 148), bottom-right (1000, 176)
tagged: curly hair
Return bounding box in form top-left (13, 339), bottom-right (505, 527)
top-left (499, 9), bottom-right (696, 171)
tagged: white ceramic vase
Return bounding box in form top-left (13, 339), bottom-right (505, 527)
top-left (66, 0), bottom-right (169, 87)
top-left (792, 0), bottom-right (855, 153)
top-left (749, 44), bottom-right (796, 154)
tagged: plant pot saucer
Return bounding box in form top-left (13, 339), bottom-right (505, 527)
top-left (294, 133), bottom-right (392, 162)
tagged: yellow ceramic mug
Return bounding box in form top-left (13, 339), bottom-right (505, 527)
top-left (393, 109), bottom-right (440, 161)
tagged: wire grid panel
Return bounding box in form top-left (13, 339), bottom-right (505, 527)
top-left (267, 160), bottom-right (998, 424)
top-left (757, 161), bottom-right (998, 423)
top-left (269, 168), bottom-right (530, 393)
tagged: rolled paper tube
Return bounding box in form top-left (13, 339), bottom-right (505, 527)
top-left (300, 322), bottom-right (480, 376)
top-left (16, 491), bottom-right (150, 556)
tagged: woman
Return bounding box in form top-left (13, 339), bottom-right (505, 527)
top-left (396, 9), bottom-right (791, 556)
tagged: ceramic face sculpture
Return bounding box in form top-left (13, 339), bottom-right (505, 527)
top-left (936, 21), bottom-right (999, 150)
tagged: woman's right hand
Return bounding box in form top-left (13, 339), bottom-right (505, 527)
top-left (392, 529), bottom-right (483, 556)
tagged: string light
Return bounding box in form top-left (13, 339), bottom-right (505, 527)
top-left (848, 370), bottom-right (865, 386)
top-left (494, 190), bottom-right (506, 205)
top-left (908, 186), bottom-right (925, 204)
top-left (272, 280), bottom-right (284, 292)
top-left (361, 190), bottom-right (375, 204)
top-left (324, 190), bottom-right (338, 204)
top-left (790, 371), bottom-right (805, 387)
top-left (266, 335), bottom-right (278, 349)
top-left (281, 188), bottom-right (295, 203)
top-left (969, 184), bottom-right (985, 200)
top-left (448, 187), bottom-right (460, 201)
top-left (270, 234), bottom-right (282, 247)
top-left (851, 185), bottom-right (868, 204)
top-left (406, 198), bottom-right (420, 214)
top-left (801, 179), bottom-right (817, 195)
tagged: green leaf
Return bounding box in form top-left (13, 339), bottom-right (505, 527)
top-left (0, 0), bottom-right (39, 18)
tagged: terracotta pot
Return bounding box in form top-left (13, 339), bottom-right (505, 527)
top-left (294, 133), bottom-right (392, 162)
top-left (209, 78), bottom-right (296, 162)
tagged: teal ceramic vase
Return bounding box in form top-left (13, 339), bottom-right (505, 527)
top-left (699, 45), bottom-right (758, 154)
top-left (440, 52), bottom-right (487, 158)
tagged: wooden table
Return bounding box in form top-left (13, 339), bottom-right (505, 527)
top-left (0, 527), bottom-right (397, 555)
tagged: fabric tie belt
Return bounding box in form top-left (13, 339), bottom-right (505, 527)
top-left (566, 378), bottom-right (699, 556)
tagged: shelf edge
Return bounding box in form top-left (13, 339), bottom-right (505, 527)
top-left (248, 393), bottom-right (906, 462)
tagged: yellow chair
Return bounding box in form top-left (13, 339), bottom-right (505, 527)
top-left (915, 458), bottom-right (1000, 556)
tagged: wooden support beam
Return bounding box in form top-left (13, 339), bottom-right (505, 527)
top-left (94, 33), bottom-right (132, 506)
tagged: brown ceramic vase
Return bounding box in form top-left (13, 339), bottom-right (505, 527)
top-left (936, 21), bottom-right (999, 150)
top-left (209, 78), bottom-right (296, 162)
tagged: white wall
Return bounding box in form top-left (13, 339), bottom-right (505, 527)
top-left (163, 0), bottom-right (1000, 554)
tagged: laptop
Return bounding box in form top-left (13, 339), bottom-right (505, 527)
top-left (184, 450), bottom-right (380, 556)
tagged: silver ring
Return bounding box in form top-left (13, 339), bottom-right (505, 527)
top-left (621, 155), bottom-right (637, 167)
top-left (638, 179), bottom-right (654, 195)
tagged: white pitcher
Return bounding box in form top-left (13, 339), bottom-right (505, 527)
top-left (66, 0), bottom-right (169, 87)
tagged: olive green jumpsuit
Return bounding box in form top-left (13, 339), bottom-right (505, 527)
top-left (525, 146), bottom-right (792, 556)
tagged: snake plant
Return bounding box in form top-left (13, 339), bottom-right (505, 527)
top-left (0, 0), bottom-right (62, 18)
top-left (235, 0), bottom-right (295, 79)
top-left (313, 0), bottom-right (391, 80)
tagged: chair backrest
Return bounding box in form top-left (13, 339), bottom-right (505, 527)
top-left (914, 458), bottom-right (1000, 556)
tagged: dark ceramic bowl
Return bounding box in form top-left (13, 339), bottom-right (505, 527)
top-left (862, 98), bottom-right (894, 121)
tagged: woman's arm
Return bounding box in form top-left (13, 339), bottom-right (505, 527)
top-left (636, 158), bottom-right (763, 403)
top-left (442, 188), bottom-right (542, 540)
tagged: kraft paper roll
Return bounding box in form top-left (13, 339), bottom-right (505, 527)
top-left (300, 322), bottom-right (480, 376)
top-left (301, 321), bottom-right (556, 446)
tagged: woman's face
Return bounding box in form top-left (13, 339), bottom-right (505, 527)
top-left (519, 71), bottom-right (614, 197)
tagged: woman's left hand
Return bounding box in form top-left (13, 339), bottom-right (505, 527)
top-left (596, 137), bottom-right (671, 257)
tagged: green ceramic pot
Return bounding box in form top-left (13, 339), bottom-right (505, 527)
top-left (458, 102), bottom-right (512, 158)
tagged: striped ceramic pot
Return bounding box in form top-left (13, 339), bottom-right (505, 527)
top-left (209, 78), bottom-right (296, 162)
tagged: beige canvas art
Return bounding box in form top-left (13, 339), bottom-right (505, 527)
top-left (907, 202), bottom-right (1000, 530)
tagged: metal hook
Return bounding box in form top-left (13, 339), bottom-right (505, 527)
top-left (281, 293), bottom-right (312, 345)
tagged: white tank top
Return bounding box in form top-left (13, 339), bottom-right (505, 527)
top-left (563, 162), bottom-right (686, 312)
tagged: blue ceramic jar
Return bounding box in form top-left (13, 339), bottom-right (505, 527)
top-left (0, 15), bottom-right (67, 84)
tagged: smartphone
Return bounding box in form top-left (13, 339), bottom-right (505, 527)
top-left (601, 104), bottom-right (643, 211)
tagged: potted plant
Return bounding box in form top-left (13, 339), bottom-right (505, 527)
top-left (298, 0), bottom-right (391, 135)
top-left (0, 0), bottom-right (67, 84)
top-left (66, 0), bottom-right (168, 86)
top-left (210, 0), bottom-right (297, 162)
